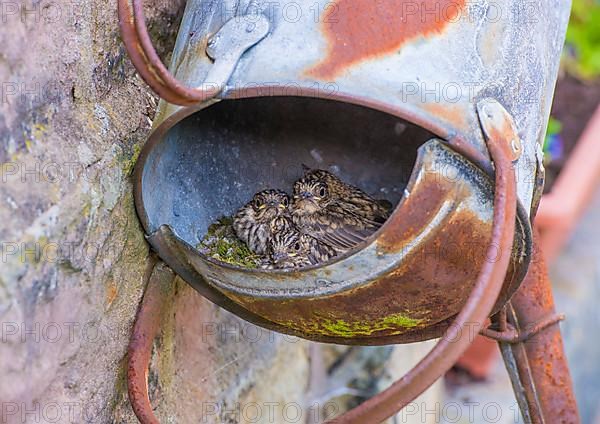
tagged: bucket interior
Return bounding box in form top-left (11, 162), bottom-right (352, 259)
top-left (140, 96), bottom-right (436, 248)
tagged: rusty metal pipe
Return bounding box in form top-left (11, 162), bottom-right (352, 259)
top-left (128, 260), bottom-right (175, 424)
top-left (500, 232), bottom-right (580, 423)
top-left (330, 102), bottom-right (518, 424)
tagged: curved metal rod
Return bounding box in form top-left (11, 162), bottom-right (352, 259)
top-left (330, 115), bottom-right (518, 423)
top-left (128, 260), bottom-right (175, 424)
top-left (481, 313), bottom-right (565, 343)
top-left (117, 0), bottom-right (220, 106)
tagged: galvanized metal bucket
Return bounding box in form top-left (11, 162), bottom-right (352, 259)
top-left (122, 0), bottom-right (571, 344)
top-left (119, 0), bottom-right (573, 421)
top-left (135, 99), bottom-right (533, 345)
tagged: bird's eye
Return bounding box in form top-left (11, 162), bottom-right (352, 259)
top-left (294, 242), bottom-right (301, 251)
top-left (319, 187), bottom-right (326, 197)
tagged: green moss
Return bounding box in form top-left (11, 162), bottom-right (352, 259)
top-left (282, 313), bottom-right (424, 338)
top-left (122, 143), bottom-right (142, 176)
top-left (197, 216), bottom-right (261, 269)
top-left (81, 200), bottom-right (92, 218)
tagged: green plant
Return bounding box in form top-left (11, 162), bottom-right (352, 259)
top-left (197, 216), bottom-right (262, 268)
top-left (564, 0), bottom-right (600, 80)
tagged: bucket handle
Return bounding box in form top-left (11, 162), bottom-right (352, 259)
top-left (126, 100), bottom-right (519, 423)
top-left (118, 0), bottom-right (269, 106)
top-left (329, 100), bottom-right (519, 422)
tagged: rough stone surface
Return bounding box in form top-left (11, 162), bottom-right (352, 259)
top-left (0, 1), bottom-right (309, 422)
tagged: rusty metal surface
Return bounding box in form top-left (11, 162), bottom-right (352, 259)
top-left (117, 0), bottom-right (213, 105)
top-left (307, 0), bottom-right (467, 79)
top-left (481, 312), bottom-right (565, 343)
top-left (135, 97), bottom-right (532, 344)
top-left (328, 95), bottom-right (518, 423)
top-left (193, 139), bottom-right (529, 343)
top-left (499, 232), bottom-right (581, 423)
top-left (119, 0), bottom-right (576, 421)
top-left (128, 260), bottom-right (175, 424)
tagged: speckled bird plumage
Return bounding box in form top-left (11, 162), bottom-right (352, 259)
top-left (233, 189), bottom-right (291, 255)
top-left (265, 227), bottom-right (337, 269)
top-left (291, 168), bottom-right (392, 252)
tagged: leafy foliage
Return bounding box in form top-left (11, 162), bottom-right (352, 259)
top-left (564, 0), bottom-right (600, 80)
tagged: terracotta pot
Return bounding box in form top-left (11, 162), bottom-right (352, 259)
top-left (536, 104), bottom-right (600, 264)
top-left (454, 335), bottom-right (499, 380)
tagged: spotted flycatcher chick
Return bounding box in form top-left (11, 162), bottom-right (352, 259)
top-left (233, 189), bottom-right (291, 255)
top-left (291, 168), bottom-right (391, 251)
top-left (266, 228), bottom-right (337, 269)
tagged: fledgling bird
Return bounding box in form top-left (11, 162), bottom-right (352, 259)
top-left (233, 189), bottom-right (291, 255)
top-left (270, 215), bottom-right (293, 234)
top-left (264, 228), bottom-right (337, 269)
top-left (291, 168), bottom-right (392, 251)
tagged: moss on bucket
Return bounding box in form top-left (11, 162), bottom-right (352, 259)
top-left (319, 314), bottom-right (424, 338)
top-left (279, 313), bottom-right (424, 339)
top-left (197, 216), bottom-right (261, 268)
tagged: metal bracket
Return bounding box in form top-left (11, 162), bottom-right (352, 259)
top-left (481, 312), bottom-right (565, 343)
top-left (477, 99), bottom-right (523, 162)
top-left (477, 98), bottom-right (539, 219)
top-left (202, 14), bottom-right (270, 93)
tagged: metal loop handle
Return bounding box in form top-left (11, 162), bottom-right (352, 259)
top-left (128, 259), bottom-right (174, 424)
top-left (118, 0), bottom-right (218, 105)
top-left (327, 102), bottom-right (518, 423)
top-left (118, 0), bottom-right (270, 106)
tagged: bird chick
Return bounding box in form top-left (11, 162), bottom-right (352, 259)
top-left (233, 189), bottom-right (291, 255)
top-left (266, 228), bottom-right (337, 269)
top-left (291, 168), bottom-right (392, 252)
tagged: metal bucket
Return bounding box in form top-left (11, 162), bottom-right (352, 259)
top-left (120, 0), bottom-right (570, 345)
top-left (134, 97), bottom-right (532, 344)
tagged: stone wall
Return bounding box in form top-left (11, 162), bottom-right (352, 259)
top-left (0, 1), bottom-right (309, 422)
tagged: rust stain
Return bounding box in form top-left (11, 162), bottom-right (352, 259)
top-left (308, 0), bottom-right (466, 79)
top-left (377, 181), bottom-right (447, 253)
top-left (106, 282), bottom-right (118, 306)
top-left (424, 102), bottom-right (469, 130)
